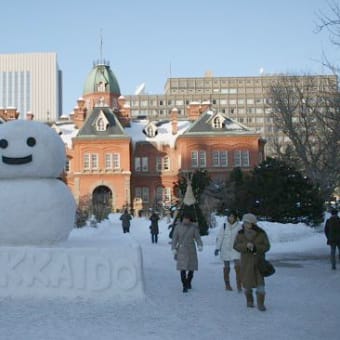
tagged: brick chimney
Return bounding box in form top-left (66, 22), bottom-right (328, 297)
top-left (171, 107), bottom-right (178, 135)
top-left (26, 112), bottom-right (34, 120)
top-left (72, 98), bottom-right (87, 129)
top-left (117, 95), bottom-right (131, 127)
top-left (0, 107), bottom-right (19, 121)
top-left (187, 102), bottom-right (201, 121)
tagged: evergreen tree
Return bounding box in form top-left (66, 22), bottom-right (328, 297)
top-left (246, 158), bottom-right (324, 225)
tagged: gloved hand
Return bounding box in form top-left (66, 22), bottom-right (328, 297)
top-left (172, 249), bottom-right (177, 256)
top-left (198, 245), bottom-right (203, 252)
top-left (214, 249), bottom-right (219, 256)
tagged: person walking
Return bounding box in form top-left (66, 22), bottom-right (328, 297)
top-left (324, 208), bottom-right (340, 270)
top-left (233, 213), bottom-right (270, 311)
top-left (120, 209), bottom-right (132, 233)
top-left (171, 211), bottom-right (203, 293)
top-left (214, 210), bottom-right (242, 292)
top-left (149, 211), bottom-right (160, 244)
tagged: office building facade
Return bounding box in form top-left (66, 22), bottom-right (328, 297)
top-left (123, 74), bottom-right (337, 154)
top-left (0, 52), bottom-right (62, 121)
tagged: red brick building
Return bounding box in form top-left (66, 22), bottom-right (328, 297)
top-left (62, 61), bottom-right (265, 213)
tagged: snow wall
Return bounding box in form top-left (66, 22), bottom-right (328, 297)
top-left (0, 238), bottom-right (145, 301)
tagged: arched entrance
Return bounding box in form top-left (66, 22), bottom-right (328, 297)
top-left (92, 185), bottom-right (112, 221)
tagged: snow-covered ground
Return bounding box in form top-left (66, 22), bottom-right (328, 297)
top-left (0, 214), bottom-right (338, 340)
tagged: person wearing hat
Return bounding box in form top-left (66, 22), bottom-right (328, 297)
top-left (171, 210), bottom-right (203, 293)
top-left (214, 210), bottom-right (242, 291)
top-left (233, 213), bottom-right (270, 311)
top-left (324, 209), bottom-right (340, 270)
top-left (149, 211), bottom-right (160, 244)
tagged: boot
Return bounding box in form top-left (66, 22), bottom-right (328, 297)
top-left (223, 267), bottom-right (233, 291)
top-left (245, 290), bottom-right (254, 308)
top-left (256, 293), bottom-right (266, 311)
top-left (187, 271), bottom-right (193, 289)
top-left (235, 265), bottom-right (242, 293)
top-left (181, 271), bottom-right (188, 293)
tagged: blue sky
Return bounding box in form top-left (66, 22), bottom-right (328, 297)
top-left (0, 0), bottom-right (338, 115)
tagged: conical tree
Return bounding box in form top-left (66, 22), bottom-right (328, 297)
top-left (176, 172), bottom-right (209, 235)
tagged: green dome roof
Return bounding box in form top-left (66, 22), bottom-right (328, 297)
top-left (83, 62), bottom-right (121, 96)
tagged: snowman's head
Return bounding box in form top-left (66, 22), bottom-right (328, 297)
top-left (0, 120), bottom-right (66, 178)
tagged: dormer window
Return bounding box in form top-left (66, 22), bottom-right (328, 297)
top-left (143, 122), bottom-right (158, 138)
top-left (147, 126), bottom-right (155, 137)
top-left (95, 110), bottom-right (109, 131)
top-left (97, 118), bottom-right (105, 131)
top-left (213, 116), bottom-right (222, 128)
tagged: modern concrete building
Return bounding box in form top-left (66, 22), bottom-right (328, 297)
top-left (123, 74), bottom-right (338, 154)
top-left (0, 52), bottom-right (62, 121)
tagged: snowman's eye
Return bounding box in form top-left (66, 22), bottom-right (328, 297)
top-left (0, 139), bottom-right (8, 149)
top-left (27, 137), bottom-right (36, 147)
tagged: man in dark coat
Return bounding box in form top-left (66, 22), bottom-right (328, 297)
top-left (324, 209), bottom-right (340, 270)
top-left (120, 209), bottom-right (132, 233)
top-left (149, 211), bottom-right (160, 243)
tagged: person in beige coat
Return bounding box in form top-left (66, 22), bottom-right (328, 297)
top-left (171, 211), bottom-right (203, 293)
top-left (214, 210), bottom-right (242, 291)
top-left (233, 213), bottom-right (270, 311)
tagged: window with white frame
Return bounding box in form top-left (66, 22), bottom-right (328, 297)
top-left (135, 187), bottom-right (149, 203)
top-left (83, 153), bottom-right (99, 170)
top-left (156, 187), bottom-right (163, 201)
top-left (234, 150), bottom-right (250, 167)
top-left (105, 153), bottom-right (120, 170)
top-left (191, 150), bottom-right (206, 168)
top-left (164, 187), bottom-right (171, 203)
top-left (156, 156), bottom-right (170, 171)
top-left (156, 186), bottom-right (171, 204)
top-left (135, 157), bottom-right (149, 172)
top-left (212, 151), bottom-right (228, 167)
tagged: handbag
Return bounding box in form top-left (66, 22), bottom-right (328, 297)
top-left (257, 257), bottom-right (275, 277)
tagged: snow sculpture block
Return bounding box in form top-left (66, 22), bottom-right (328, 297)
top-left (0, 238), bottom-right (144, 300)
top-left (0, 120), bottom-right (76, 245)
top-left (0, 121), bottom-right (144, 300)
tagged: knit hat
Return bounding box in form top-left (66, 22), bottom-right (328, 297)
top-left (242, 213), bottom-right (257, 224)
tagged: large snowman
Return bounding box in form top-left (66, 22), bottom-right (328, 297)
top-left (0, 120), bottom-right (76, 245)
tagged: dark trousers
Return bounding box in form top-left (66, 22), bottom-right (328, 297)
top-left (330, 244), bottom-right (340, 268)
top-left (123, 227), bottom-right (130, 233)
top-left (180, 270), bottom-right (194, 288)
top-left (151, 234), bottom-right (158, 243)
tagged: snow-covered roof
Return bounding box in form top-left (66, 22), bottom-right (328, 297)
top-left (57, 119), bottom-right (192, 148)
top-left (57, 122), bottom-right (78, 147)
top-left (125, 119), bottom-right (191, 147)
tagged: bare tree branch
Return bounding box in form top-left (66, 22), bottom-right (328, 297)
top-left (267, 75), bottom-right (340, 200)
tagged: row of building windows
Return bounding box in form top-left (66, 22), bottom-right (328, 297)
top-left (128, 97), bottom-right (273, 107)
top-left (135, 150), bottom-right (250, 172)
top-left (78, 150), bottom-right (250, 172)
top-left (135, 186), bottom-right (171, 204)
top-left (83, 153), bottom-right (120, 170)
top-left (191, 150), bottom-right (250, 168)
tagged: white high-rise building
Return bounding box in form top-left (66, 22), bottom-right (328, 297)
top-left (0, 52), bottom-right (62, 122)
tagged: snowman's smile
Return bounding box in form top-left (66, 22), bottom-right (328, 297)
top-left (2, 155), bottom-right (32, 165)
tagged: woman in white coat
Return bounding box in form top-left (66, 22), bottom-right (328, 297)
top-left (215, 210), bottom-right (242, 291)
